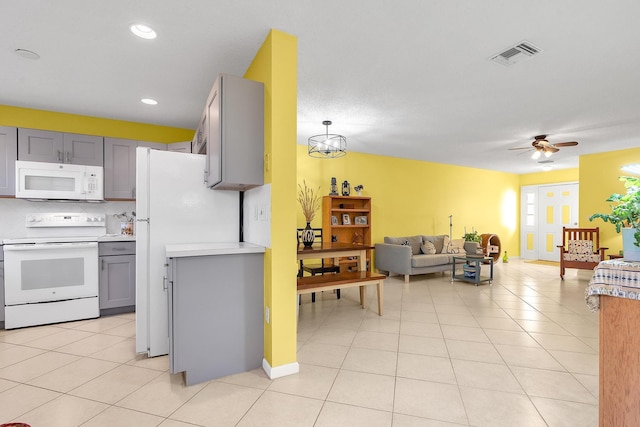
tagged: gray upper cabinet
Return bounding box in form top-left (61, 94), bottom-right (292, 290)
top-left (0, 126), bottom-right (17, 196)
top-left (104, 138), bottom-right (136, 200)
top-left (206, 74), bottom-right (264, 191)
top-left (18, 128), bottom-right (103, 166)
top-left (64, 133), bottom-right (104, 165)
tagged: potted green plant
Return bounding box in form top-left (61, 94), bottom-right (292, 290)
top-left (462, 228), bottom-right (481, 243)
top-left (462, 228), bottom-right (483, 255)
top-left (589, 175), bottom-right (640, 261)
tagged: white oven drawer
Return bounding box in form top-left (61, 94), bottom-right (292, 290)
top-left (4, 242), bottom-right (99, 305)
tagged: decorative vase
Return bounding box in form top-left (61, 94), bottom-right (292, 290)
top-left (622, 228), bottom-right (640, 262)
top-left (301, 222), bottom-right (315, 247)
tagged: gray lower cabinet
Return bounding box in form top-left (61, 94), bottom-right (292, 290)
top-left (18, 128), bottom-right (103, 165)
top-left (99, 242), bottom-right (135, 313)
top-left (1, 248), bottom-right (5, 327)
top-left (168, 252), bottom-right (264, 386)
top-left (0, 126), bottom-right (17, 196)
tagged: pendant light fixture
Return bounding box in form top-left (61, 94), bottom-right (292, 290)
top-left (308, 120), bottom-right (346, 158)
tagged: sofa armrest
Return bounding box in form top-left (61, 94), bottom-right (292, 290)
top-left (375, 243), bottom-right (412, 275)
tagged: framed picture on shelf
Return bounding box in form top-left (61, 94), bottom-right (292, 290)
top-left (342, 214), bottom-right (351, 225)
top-left (354, 215), bottom-right (368, 225)
top-left (331, 215), bottom-right (339, 225)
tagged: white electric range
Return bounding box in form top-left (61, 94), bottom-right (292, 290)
top-left (3, 212), bottom-right (106, 329)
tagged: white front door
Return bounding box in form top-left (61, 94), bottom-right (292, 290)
top-left (520, 183), bottom-right (579, 261)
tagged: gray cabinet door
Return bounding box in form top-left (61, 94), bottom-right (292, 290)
top-left (0, 259), bottom-right (4, 323)
top-left (168, 253), bottom-right (264, 385)
top-left (99, 254), bottom-right (136, 309)
top-left (63, 133), bottom-right (104, 165)
top-left (18, 128), bottom-right (63, 162)
top-left (206, 74), bottom-right (264, 191)
top-left (104, 138), bottom-right (136, 199)
top-left (0, 126), bottom-right (17, 196)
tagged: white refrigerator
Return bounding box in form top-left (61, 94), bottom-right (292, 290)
top-left (135, 147), bottom-right (239, 357)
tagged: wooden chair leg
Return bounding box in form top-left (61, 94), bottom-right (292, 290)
top-left (376, 281), bottom-right (384, 316)
top-left (336, 289), bottom-right (341, 299)
top-left (311, 292), bottom-right (316, 303)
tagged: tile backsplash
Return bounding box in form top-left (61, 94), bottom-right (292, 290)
top-left (0, 198), bottom-right (136, 238)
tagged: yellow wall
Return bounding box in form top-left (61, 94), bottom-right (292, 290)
top-left (519, 168), bottom-right (579, 186)
top-left (0, 105), bottom-right (193, 142)
top-left (245, 30), bottom-right (298, 369)
top-left (580, 147), bottom-right (640, 255)
top-left (297, 146), bottom-right (521, 258)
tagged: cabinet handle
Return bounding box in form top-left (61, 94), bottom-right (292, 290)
top-left (66, 151), bottom-right (71, 163)
top-left (57, 150), bottom-right (62, 162)
top-left (101, 259), bottom-right (104, 270)
top-left (163, 276), bottom-right (168, 291)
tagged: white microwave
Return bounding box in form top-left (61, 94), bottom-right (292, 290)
top-left (15, 160), bottom-right (104, 201)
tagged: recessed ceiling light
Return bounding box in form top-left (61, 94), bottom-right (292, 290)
top-left (14, 49), bottom-right (40, 60)
top-left (130, 24), bottom-right (157, 40)
top-left (141, 98), bottom-right (158, 105)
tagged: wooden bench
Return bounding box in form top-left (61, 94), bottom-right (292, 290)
top-left (297, 271), bottom-right (385, 315)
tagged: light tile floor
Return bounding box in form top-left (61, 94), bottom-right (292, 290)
top-left (0, 259), bottom-right (599, 426)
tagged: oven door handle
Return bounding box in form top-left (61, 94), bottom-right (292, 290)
top-left (3, 242), bottom-right (98, 251)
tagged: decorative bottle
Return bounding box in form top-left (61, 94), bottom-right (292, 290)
top-left (502, 251), bottom-right (509, 263)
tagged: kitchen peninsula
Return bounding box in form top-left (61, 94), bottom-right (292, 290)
top-left (165, 242), bottom-right (265, 386)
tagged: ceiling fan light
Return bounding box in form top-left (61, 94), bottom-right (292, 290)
top-left (544, 150), bottom-right (553, 158)
top-left (531, 150), bottom-right (541, 160)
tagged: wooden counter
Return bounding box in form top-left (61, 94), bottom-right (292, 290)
top-left (599, 296), bottom-right (640, 426)
top-left (587, 259), bottom-right (640, 426)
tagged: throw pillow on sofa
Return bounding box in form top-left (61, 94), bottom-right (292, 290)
top-left (442, 237), bottom-right (465, 254)
top-left (420, 241), bottom-right (436, 254)
top-left (384, 236), bottom-right (422, 255)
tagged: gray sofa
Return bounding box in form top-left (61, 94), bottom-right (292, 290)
top-left (375, 234), bottom-right (480, 283)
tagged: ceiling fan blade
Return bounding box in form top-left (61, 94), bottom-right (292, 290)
top-left (546, 146), bottom-right (560, 153)
top-left (553, 141), bottom-right (578, 147)
top-left (508, 147), bottom-right (532, 150)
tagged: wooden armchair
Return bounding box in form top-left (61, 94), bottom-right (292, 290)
top-left (297, 228), bottom-right (340, 302)
top-left (557, 227), bottom-right (608, 279)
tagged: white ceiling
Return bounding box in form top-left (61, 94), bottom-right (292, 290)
top-left (2, 0), bottom-right (640, 174)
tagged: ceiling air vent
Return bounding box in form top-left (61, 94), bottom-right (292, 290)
top-left (490, 41), bottom-right (542, 66)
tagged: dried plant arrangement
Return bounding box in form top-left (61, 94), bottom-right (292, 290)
top-left (297, 180), bottom-right (322, 223)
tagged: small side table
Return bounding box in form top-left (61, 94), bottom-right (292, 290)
top-left (608, 254), bottom-right (623, 260)
top-left (451, 256), bottom-right (493, 286)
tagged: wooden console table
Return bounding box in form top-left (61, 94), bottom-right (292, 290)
top-left (587, 259), bottom-right (640, 426)
top-left (297, 242), bottom-right (384, 315)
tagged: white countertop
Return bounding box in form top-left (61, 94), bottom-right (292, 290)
top-left (165, 242), bottom-right (265, 258)
top-left (98, 234), bottom-right (136, 242)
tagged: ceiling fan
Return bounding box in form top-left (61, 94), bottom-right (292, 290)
top-left (509, 135), bottom-right (578, 159)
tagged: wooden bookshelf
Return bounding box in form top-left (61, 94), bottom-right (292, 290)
top-left (322, 196), bottom-right (371, 271)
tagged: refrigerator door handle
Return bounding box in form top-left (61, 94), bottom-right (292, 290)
top-left (137, 218), bottom-right (150, 223)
